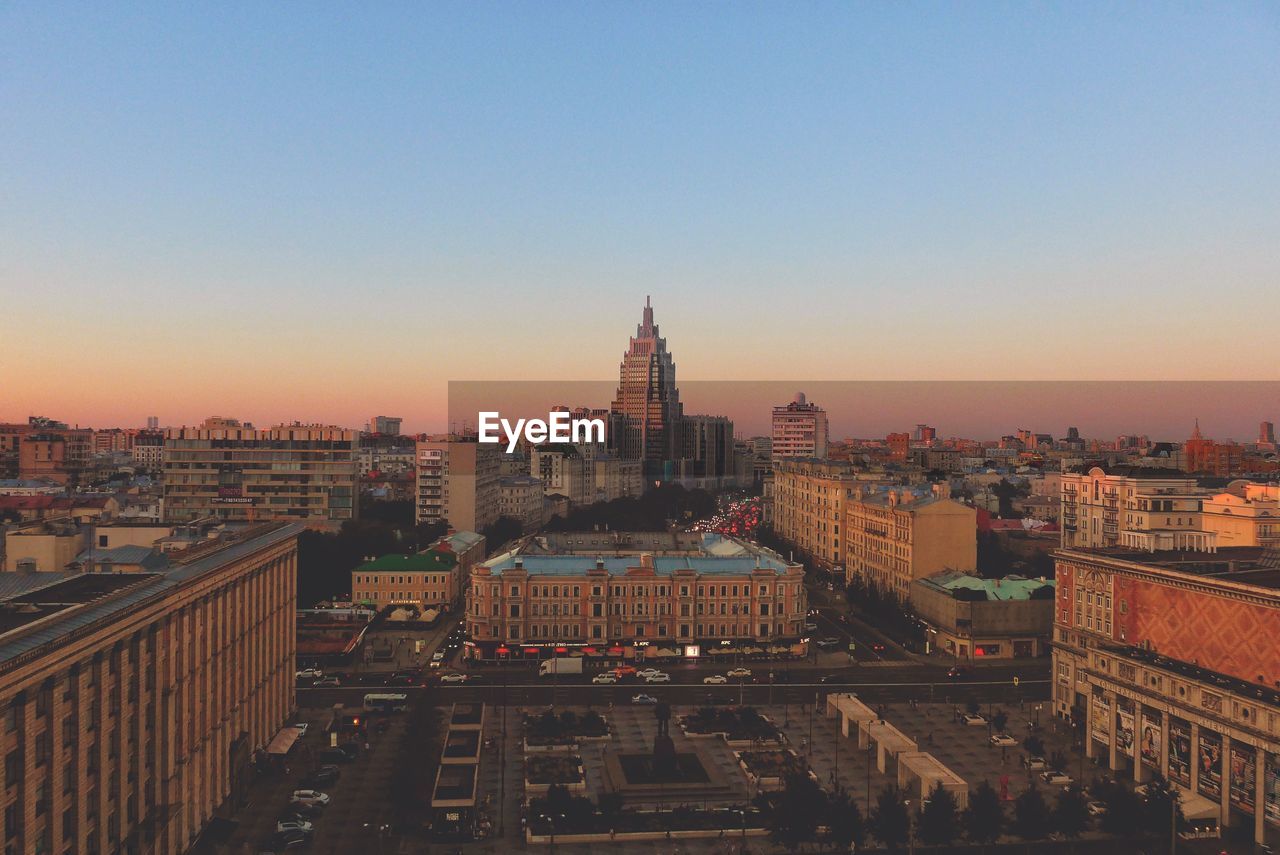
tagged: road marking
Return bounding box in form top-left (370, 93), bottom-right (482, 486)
top-left (298, 679), bottom-right (1051, 691)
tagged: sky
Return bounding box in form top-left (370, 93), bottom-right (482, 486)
top-left (2, 3), bottom-right (1278, 434)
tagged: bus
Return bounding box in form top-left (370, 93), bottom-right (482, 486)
top-left (363, 693), bottom-right (409, 713)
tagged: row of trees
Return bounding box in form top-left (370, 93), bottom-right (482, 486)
top-left (843, 575), bottom-right (927, 649)
top-left (296, 513), bottom-right (449, 606)
top-left (545, 484), bottom-right (717, 532)
top-left (766, 772), bottom-right (1184, 852)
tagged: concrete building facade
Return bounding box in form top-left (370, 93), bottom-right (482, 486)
top-left (771, 393), bottom-right (829, 460)
top-left (415, 437), bottom-right (500, 533)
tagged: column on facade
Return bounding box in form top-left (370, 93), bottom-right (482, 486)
top-left (1189, 722), bottom-right (1200, 794)
top-left (1085, 689), bottom-right (1096, 760)
top-left (1220, 733), bottom-right (1232, 831)
top-left (1135, 707), bottom-right (1148, 784)
top-left (1107, 692), bottom-right (1122, 772)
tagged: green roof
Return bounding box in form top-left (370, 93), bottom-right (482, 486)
top-left (918, 571), bottom-right (1054, 601)
top-left (356, 551), bottom-right (457, 573)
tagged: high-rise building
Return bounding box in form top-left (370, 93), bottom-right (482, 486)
top-left (772, 458), bottom-right (861, 568)
top-left (1185, 420), bottom-right (1245, 477)
top-left (146, 415), bottom-right (160, 430)
top-left (0, 523), bottom-right (300, 854)
top-left (163, 419), bottom-right (358, 525)
top-left (1259, 421), bottom-right (1275, 446)
top-left (368, 415), bottom-right (403, 435)
top-left (498, 475), bottom-right (548, 533)
top-left (771, 393), bottom-right (829, 459)
top-left (915, 424), bottom-right (937, 443)
top-left (681, 414), bottom-right (735, 479)
top-left (1052, 546), bottom-right (1280, 845)
top-left (415, 435), bottom-right (501, 532)
top-left (609, 297), bottom-right (682, 480)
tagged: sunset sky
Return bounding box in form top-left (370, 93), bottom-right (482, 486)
top-left (2, 4), bottom-right (1277, 434)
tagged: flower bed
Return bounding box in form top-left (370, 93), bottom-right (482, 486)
top-left (734, 748), bottom-right (815, 792)
top-left (524, 754), bottom-right (587, 796)
top-left (679, 706), bottom-right (781, 745)
top-left (523, 709), bottom-right (610, 749)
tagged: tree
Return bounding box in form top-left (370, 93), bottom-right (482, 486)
top-left (966, 700), bottom-right (982, 716)
top-left (870, 785), bottom-right (911, 852)
top-left (768, 772), bottom-right (826, 852)
top-left (1024, 734), bottom-right (1046, 757)
top-left (916, 782), bottom-right (959, 846)
top-left (1139, 773), bottom-right (1184, 842)
top-left (1053, 786), bottom-right (1090, 844)
top-left (1097, 780), bottom-right (1141, 837)
top-left (963, 781), bottom-right (1004, 848)
top-left (825, 788), bottom-right (866, 853)
top-left (991, 711), bottom-right (1009, 734)
top-left (480, 515), bottom-right (524, 554)
top-left (1012, 784), bottom-right (1052, 840)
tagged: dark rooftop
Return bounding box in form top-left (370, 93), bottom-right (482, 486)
top-left (1063, 546), bottom-right (1280, 590)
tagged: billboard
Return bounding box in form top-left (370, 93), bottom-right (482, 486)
top-left (1265, 754), bottom-right (1279, 827)
top-left (1140, 710), bottom-right (1161, 768)
top-left (1091, 694), bottom-right (1111, 744)
top-left (1230, 744), bottom-right (1256, 814)
top-left (1168, 718), bottom-right (1191, 788)
top-left (1198, 730), bottom-right (1223, 800)
top-left (1116, 709), bottom-right (1135, 755)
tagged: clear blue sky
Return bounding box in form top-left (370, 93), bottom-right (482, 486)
top-left (2, 3), bottom-right (1277, 431)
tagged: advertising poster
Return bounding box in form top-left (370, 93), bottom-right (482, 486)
top-left (1140, 712), bottom-right (1161, 768)
top-left (1230, 744), bottom-right (1256, 814)
top-left (1091, 694), bottom-right (1111, 744)
top-left (1168, 719), bottom-right (1191, 788)
top-left (1116, 709), bottom-right (1135, 755)
top-left (1265, 755), bottom-right (1279, 827)
top-left (1198, 731), bottom-right (1223, 800)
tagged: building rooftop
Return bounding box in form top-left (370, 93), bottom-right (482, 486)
top-left (74, 545), bottom-right (170, 571)
top-left (482, 532), bottom-right (796, 576)
top-left (916, 570), bottom-right (1055, 601)
top-left (0, 523), bottom-right (303, 671)
top-left (355, 551), bottom-right (457, 573)
top-left (1060, 546), bottom-right (1280, 591)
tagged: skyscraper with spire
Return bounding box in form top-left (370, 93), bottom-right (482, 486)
top-left (610, 296), bottom-right (683, 480)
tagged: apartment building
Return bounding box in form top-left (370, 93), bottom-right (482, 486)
top-left (528, 445), bottom-right (592, 506)
top-left (130, 431), bottom-right (165, 471)
top-left (1201, 483), bottom-right (1279, 548)
top-left (352, 530), bottom-right (485, 611)
top-left (0, 523), bottom-right (299, 855)
top-left (1061, 467), bottom-right (1205, 551)
top-left (163, 419), bottom-right (358, 526)
top-left (464, 532), bottom-right (806, 655)
top-left (771, 393), bottom-right (829, 460)
top-left (593, 456), bottom-right (644, 503)
top-left (497, 476), bottom-right (546, 534)
top-left (415, 436), bottom-right (500, 533)
top-left (1052, 546), bottom-right (1280, 845)
top-left (772, 458), bottom-right (860, 568)
top-left (844, 483), bottom-right (977, 598)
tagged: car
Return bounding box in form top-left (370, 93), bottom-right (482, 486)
top-left (963, 713), bottom-right (987, 726)
top-left (947, 665), bottom-right (974, 679)
top-left (1041, 771), bottom-right (1073, 786)
top-left (645, 672), bottom-right (671, 683)
top-left (815, 638), bottom-right (840, 651)
top-left (286, 801), bottom-right (323, 818)
top-left (318, 748), bottom-right (354, 765)
top-left (727, 667), bottom-right (752, 678)
top-left (439, 672), bottom-right (467, 683)
top-left (296, 668), bottom-right (322, 680)
top-left (291, 789), bottom-right (330, 805)
top-left (268, 829), bottom-right (311, 850)
top-left (432, 651), bottom-right (445, 661)
top-left (872, 643), bottom-right (886, 653)
top-left (1087, 800), bottom-right (1108, 816)
top-left (1027, 756), bottom-right (1048, 771)
top-left (312, 677), bottom-right (340, 688)
top-left (818, 674), bottom-right (842, 684)
top-left (636, 668), bottom-right (661, 679)
top-left (303, 767), bottom-right (339, 787)
top-left (703, 675), bottom-right (728, 684)
top-left (592, 673), bottom-right (617, 684)
top-left (429, 659), bottom-right (444, 669)
top-left (291, 723), bottom-right (309, 737)
top-left (804, 622), bottom-right (818, 632)
top-left (614, 665), bottom-right (637, 677)
top-left (276, 820), bottom-right (314, 834)
top-left (989, 734), bottom-right (1017, 747)
top-left (631, 693), bottom-right (658, 704)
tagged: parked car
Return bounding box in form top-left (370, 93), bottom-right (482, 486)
top-left (703, 675), bottom-right (728, 684)
top-left (963, 713), bottom-right (987, 726)
top-left (439, 673), bottom-right (467, 684)
top-left (1027, 756), bottom-right (1048, 771)
top-left (592, 673), bottom-right (617, 684)
top-left (815, 638), bottom-right (840, 651)
top-left (631, 693), bottom-right (658, 704)
top-left (636, 668), bottom-right (661, 679)
top-left (313, 677), bottom-right (340, 688)
top-left (803, 622), bottom-right (818, 632)
top-left (303, 765), bottom-right (340, 787)
top-left (268, 829), bottom-right (311, 850)
top-left (989, 734), bottom-right (1017, 747)
top-left (336, 742), bottom-right (360, 758)
top-left (613, 665), bottom-right (638, 678)
top-left (1087, 800), bottom-right (1108, 816)
top-left (291, 723), bottom-right (309, 737)
top-left (727, 667), bottom-right (752, 678)
top-left (1041, 771), bottom-right (1073, 786)
top-left (318, 748), bottom-right (354, 765)
top-left (276, 820), bottom-right (314, 834)
top-left (291, 789), bottom-right (330, 806)
top-left (296, 668), bottom-right (322, 680)
top-left (645, 672), bottom-right (671, 683)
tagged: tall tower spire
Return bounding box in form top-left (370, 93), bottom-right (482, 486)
top-left (639, 295), bottom-right (655, 337)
